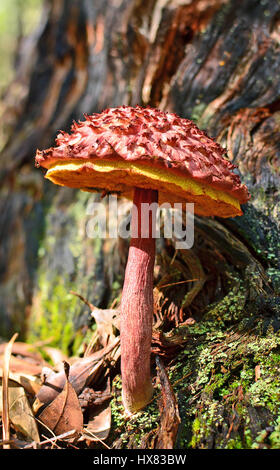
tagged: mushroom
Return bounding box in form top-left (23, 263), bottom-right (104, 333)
top-left (35, 105), bottom-right (250, 414)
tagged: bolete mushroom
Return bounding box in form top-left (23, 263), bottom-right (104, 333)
top-left (35, 105), bottom-right (250, 414)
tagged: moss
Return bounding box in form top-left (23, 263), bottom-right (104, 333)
top-left (28, 272), bottom-right (82, 354)
top-left (268, 416), bottom-right (280, 449)
top-left (190, 418), bottom-right (203, 448)
top-left (204, 279), bottom-right (247, 324)
top-left (108, 250), bottom-right (280, 449)
top-left (110, 375), bottom-right (160, 448)
top-left (26, 190), bottom-right (108, 355)
top-left (191, 102), bottom-right (207, 123)
top-left (153, 307), bottom-right (280, 449)
top-left (226, 436), bottom-right (243, 449)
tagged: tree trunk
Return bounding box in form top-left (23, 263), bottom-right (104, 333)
top-left (0, 0), bottom-right (279, 448)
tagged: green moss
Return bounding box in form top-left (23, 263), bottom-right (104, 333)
top-left (191, 102), bottom-right (207, 123)
top-left (156, 307), bottom-right (280, 449)
top-left (269, 416), bottom-right (280, 449)
top-left (190, 418), bottom-right (203, 448)
top-left (0, 0), bottom-right (43, 96)
top-left (27, 191), bottom-right (102, 353)
top-left (110, 375), bottom-right (160, 448)
top-left (28, 273), bottom-right (82, 354)
top-left (107, 259), bottom-right (279, 449)
top-left (204, 280), bottom-right (246, 324)
top-left (226, 436), bottom-right (243, 449)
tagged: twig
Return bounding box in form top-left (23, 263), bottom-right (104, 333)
top-left (110, 298), bottom-right (119, 309)
top-left (84, 331), bottom-right (99, 357)
top-left (170, 249), bottom-right (177, 265)
top-left (0, 439), bottom-right (20, 448)
top-left (81, 429), bottom-right (111, 449)
top-left (24, 430), bottom-right (76, 448)
top-left (70, 290), bottom-right (95, 311)
top-left (159, 279), bottom-right (198, 289)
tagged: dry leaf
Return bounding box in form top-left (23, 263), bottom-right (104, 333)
top-left (90, 308), bottom-right (120, 347)
top-left (0, 370), bottom-right (41, 397)
top-left (70, 291), bottom-right (120, 348)
top-left (0, 342), bottom-right (45, 363)
top-left (0, 354), bottom-right (44, 375)
top-left (42, 347), bottom-right (69, 370)
top-left (0, 377), bottom-right (40, 443)
top-left (80, 377), bottom-right (111, 442)
top-left (38, 362), bottom-right (83, 437)
top-left (36, 337), bottom-right (120, 406)
top-left (82, 402), bottom-right (111, 442)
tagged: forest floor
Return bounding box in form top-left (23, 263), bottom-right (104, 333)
top-left (1, 280), bottom-right (280, 450)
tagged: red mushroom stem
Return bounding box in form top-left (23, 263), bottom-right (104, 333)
top-left (120, 187), bottom-right (158, 414)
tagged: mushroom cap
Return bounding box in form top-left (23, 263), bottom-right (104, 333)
top-left (35, 105), bottom-right (250, 217)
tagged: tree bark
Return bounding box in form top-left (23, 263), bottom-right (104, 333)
top-left (0, 0), bottom-right (279, 448)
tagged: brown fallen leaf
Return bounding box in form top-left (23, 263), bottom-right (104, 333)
top-left (35, 337), bottom-right (119, 407)
top-left (0, 341), bottom-right (45, 363)
top-left (38, 362), bottom-right (83, 438)
top-left (79, 377), bottom-right (111, 443)
top-left (82, 402), bottom-right (111, 444)
top-left (78, 386), bottom-right (111, 412)
top-left (42, 346), bottom-right (69, 370)
top-left (0, 371), bottom-right (41, 397)
top-left (0, 377), bottom-right (40, 443)
top-left (0, 354), bottom-right (44, 376)
top-left (153, 356), bottom-right (181, 449)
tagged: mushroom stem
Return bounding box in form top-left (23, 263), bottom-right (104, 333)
top-left (120, 187), bottom-right (158, 414)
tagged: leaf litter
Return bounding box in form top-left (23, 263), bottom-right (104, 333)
top-left (0, 290), bottom-right (185, 449)
top-left (0, 322), bottom-right (120, 448)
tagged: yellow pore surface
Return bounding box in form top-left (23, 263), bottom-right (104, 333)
top-left (45, 159), bottom-right (242, 217)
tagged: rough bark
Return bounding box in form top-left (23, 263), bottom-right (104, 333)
top-left (0, 0), bottom-right (279, 449)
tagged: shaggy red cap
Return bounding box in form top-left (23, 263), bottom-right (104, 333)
top-left (35, 105), bottom-right (250, 217)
